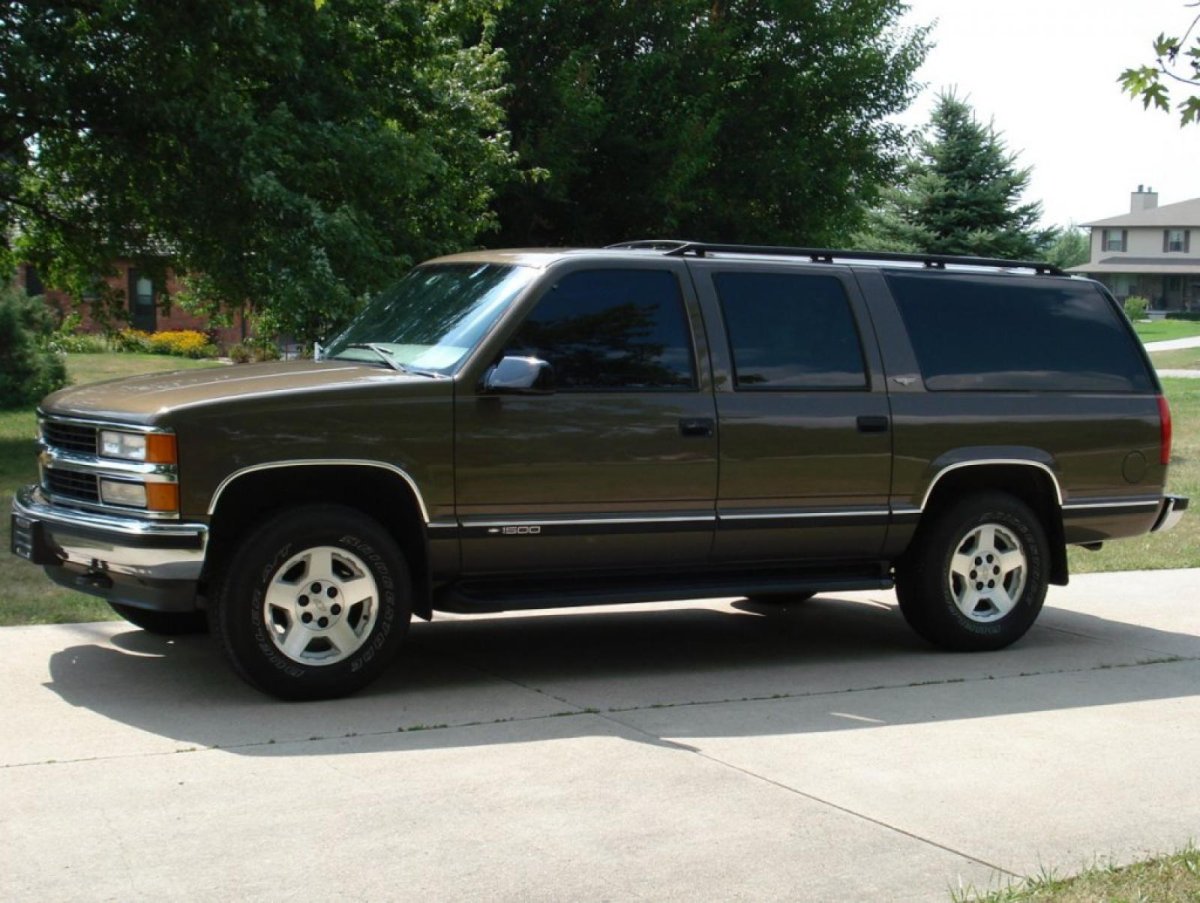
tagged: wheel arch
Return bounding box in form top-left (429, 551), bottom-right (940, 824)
top-left (917, 459), bottom-right (1068, 586)
top-left (203, 462), bottom-right (433, 617)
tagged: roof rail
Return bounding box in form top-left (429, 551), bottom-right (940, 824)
top-left (609, 240), bottom-right (1065, 276)
top-left (604, 239), bottom-right (696, 252)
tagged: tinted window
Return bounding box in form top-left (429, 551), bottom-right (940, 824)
top-left (885, 273), bottom-right (1155, 392)
top-left (508, 269), bottom-right (696, 391)
top-left (714, 272), bottom-right (867, 390)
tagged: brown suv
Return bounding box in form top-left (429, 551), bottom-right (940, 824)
top-left (10, 242), bottom-right (1188, 699)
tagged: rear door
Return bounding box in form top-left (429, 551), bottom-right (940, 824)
top-left (688, 261), bottom-right (892, 563)
top-left (454, 261), bottom-right (718, 575)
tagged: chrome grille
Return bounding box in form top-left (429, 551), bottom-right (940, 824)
top-left (44, 469), bottom-right (101, 503)
top-left (42, 420), bottom-right (98, 455)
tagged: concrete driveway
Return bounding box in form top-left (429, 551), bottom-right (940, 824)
top-left (2, 569), bottom-right (1198, 902)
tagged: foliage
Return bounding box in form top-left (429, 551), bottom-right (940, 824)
top-left (144, 330), bottom-right (218, 359)
top-left (856, 93), bottom-right (1055, 259)
top-left (229, 340), bottom-right (282, 364)
top-left (0, 285), bottom-right (69, 409)
top-left (1041, 225), bottom-right (1090, 270)
top-left (1, 0), bottom-right (516, 343)
top-left (1123, 295), bottom-right (1150, 320)
top-left (1119, 5), bottom-right (1200, 126)
top-left (488, 0), bottom-right (930, 247)
top-left (1167, 310), bottom-right (1200, 321)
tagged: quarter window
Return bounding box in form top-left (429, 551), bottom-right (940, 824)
top-left (714, 272), bottom-right (867, 390)
top-left (885, 272), bottom-right (1154, 393)
top-left (508, 269), bottom-right (696, 391)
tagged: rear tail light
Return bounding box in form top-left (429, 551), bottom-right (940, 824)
top-left (1158, 395), bottom-right (1173, 466)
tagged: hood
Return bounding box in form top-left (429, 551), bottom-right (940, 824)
top-left (40, 360), bottom-right (422, 423)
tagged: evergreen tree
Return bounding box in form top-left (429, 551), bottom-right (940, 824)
top-left (859, 93), bottom-right (1053, 259)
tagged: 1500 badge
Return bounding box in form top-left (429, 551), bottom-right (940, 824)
top-left (487, 525), bottom-right (543, 535)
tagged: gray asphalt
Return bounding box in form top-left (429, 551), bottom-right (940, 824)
top-left (2, 568), bottom-right (1198, 901)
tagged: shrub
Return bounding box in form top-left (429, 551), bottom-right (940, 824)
top-left (1123, 296), bottom-right (1149, 320)
top-left (0, 285), bottom-right (69, 409)
top-left (112, 328), bottom-right (153, 353)
top-left (145, 330), bottom-right (218, 358)
top-left (228, 340), bottom-right (281, 363)
top-left (1166, 311), bottom-right (1200, 321)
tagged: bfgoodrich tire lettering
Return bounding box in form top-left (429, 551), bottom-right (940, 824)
top-left (212, 504), bottom-right (411, 700)
top-left (895, 492), bottom-right (1049, 651)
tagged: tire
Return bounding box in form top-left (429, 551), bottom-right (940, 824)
top-left (895, 492), bottom-right (1049, 651)
top-left (210, 504), bottom-right (412, 700)
top-left (109, 602), bottom-right (208, 636)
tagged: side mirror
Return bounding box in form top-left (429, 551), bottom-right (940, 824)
top-left (484, 356), bottom-right (555, 395)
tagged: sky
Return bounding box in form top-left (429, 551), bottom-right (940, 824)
top-left (896, 0), bottom-right (1200, 228)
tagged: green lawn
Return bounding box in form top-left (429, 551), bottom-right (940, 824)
top-left (956, 845), bottom-right (1200, 902)
top-left (1133, 319), bottom-right (1200, 343)
top-left (1150, 346), bottom-right (1200, 370)
top-left (1, 354), bottom-right (225, 626)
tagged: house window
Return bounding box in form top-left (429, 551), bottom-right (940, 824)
top-left (1102, 229), bottom-right (1127, 252)
top-left (1164, 229), bottom-right (1191, 253)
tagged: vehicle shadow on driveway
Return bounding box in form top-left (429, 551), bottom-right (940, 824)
top-left (40, 594), bottom-right (1200, 758)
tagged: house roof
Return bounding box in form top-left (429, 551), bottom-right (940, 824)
top-left (1068, 255), bottom-right (1200, 275)
top-left (1083, 197), bottom-right (1200, 228)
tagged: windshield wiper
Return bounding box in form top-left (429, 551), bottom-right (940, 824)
top-left (339, 343), bottom-right (443, 378)
top-left (341, 343), bottom-right (407, 373)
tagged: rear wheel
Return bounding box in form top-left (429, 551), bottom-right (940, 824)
top-left (108, 603), bottom-right (208, 635)
top-left (211, 504), bottom-right (411, 700)
top-left (895, 492), bottom-right (1049, 651)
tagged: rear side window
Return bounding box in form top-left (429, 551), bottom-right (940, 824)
top-left (714, 272), bottom-right (867, 390)
top-left (509, 269), bottom-right (696, 391)
top-left (884, 273), bottom-right (1155, 393)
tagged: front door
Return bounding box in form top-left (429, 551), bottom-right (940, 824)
top-left (455, 264), bottom-right (718, 576)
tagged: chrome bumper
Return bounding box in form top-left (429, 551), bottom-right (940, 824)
top-left (1151, 495), bottom-right (1189, 534)
top-left (11, 485), bottom-right (207, 581)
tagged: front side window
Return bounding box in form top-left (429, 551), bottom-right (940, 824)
top-left (325, 264), bottom-right (537, 374)
top-left (714, 272), bottom-right (867, 390)
top-left (507, 269), bottom-right (695, 391)
top-left (1103, 229), bottom-right (1127, 252)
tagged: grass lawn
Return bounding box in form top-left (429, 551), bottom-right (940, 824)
top-left (1133, 319), bottom-right (1200, 343)
top-left (957, 845), bottom-right (1200, 902)
top-left (1, 353), bottom-right (225, 626)
top-left (1150, 346), bottom-right (1200, 370)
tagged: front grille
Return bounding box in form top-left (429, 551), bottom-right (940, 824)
top-left (42, 420), bottom-right (98, 455)
top-left (45, 469), bottom-right (101, 503)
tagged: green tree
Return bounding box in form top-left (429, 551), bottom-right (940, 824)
top-left (1, 0), bottom-right (515, 342)
top-left (858, 93), bottom-right (1053, 259)
top-left (1042, 225), bottom-right (1090, 270)
top-left (1120, 5), bottom-right (1200, 126)
top-left (488, 0), bottom-right (930, 247)
top-left (0, 284), bottom-right (68, 409)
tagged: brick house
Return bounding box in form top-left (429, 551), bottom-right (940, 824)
top-left (1068, 186), bottom-right (1200, 311)
top-left (18, 260), bottom-right (246, 347)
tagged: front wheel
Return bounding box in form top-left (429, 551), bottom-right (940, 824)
top-left (211, 505), bottom-right (412, 700)
top-left (895, 492), bottom-right (1049, 651)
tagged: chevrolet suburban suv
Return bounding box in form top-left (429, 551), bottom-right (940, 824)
top-left (10, 242), bottom-right (1188, 699)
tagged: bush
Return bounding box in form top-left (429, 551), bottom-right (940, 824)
top-left (228, 340), bottom-right (281, 363)
top-left (1123, 296), bottom-right (1149, 320)
top-left (145, 330), bottom-right (218, 358)
top-left (0, 285), bottom-right (69, 409)
top-left (111, 328), bottom-right (153, 353)
top-left (1166, 311), bottom-right (1200, 321)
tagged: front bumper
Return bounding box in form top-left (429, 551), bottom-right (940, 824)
top-left (10, 485), bottom-right (208, 611)
top-left (1151, 495), bottom-right (1189, 533)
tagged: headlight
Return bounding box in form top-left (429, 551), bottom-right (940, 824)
top-left (99, 479), bottom-right (179, 512)
top-left (99, 430), bottom-right (177, 464)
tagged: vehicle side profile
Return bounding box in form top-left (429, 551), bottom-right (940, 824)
top-left (11, 242), bottom-right (1188, 699)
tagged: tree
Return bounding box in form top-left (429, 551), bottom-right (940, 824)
top-left (857, 93), bottom-right (1053, 260)
top-left (1042, 225), bottom-right (1090, 270)
top-left (1, 0), bottom-right (515, 342)
top-left (1120, 3), bottom-right (1200, 126)
top-left (488, 0), bottom-right (930, 248)
top-left (0, 284), bottom-right (68, 409)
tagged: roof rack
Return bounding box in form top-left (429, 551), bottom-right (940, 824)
top-left (607, 240), bottom-right (1065, 276)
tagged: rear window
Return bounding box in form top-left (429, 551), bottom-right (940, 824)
top-left (884, 273), bottom-right (1154, 393)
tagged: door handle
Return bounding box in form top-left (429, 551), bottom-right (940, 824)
top-left (856, 415), bottom-right (889, 433)
top-left (678, 417), bottom-right (715, 438)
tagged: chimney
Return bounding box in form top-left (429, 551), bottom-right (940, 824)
top-left (1131, 185), bottom-right (1159, 213)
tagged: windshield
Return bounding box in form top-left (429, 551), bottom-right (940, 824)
top-left (323, 263), bottom-right (536, 374)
